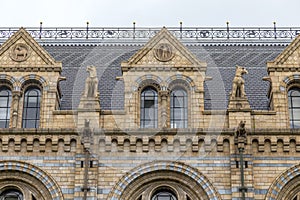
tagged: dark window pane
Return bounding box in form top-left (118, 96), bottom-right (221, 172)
top-left (145, 99), bottom-right (155, 108)
top-left (151, 190), bottom-right (177, 200)
top-left (0, 87), bottom-right (11, 128)
top-left (0, 189), bottom-right (23, 200)
top-left (171, 88), bottom-right (187, 128)
top-left (0, 121), bottom-right (7, 128)
top-left (22, 87), bottom-right (41, 128)
top-left (140, 87), bottom-right (158, 128)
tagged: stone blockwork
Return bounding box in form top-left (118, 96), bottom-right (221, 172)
top-left (1, 27), bottom-right (300, 199)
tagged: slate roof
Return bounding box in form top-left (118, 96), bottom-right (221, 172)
top-left (40, 42), bottom-right (288, 111)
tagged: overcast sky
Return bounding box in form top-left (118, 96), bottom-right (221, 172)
top-left (1, 0), bottom-right (299, 27)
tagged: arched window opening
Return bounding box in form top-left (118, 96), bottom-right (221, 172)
top-left (140, 87), bottom-right (158, 128)
top-left (0, 86), bottom-right (12, 128)
top-left (170, 88), bottom-right (187, 128)
top-left (22, 87), bottom-right (41, 128)
top-left (151, 188), bottom-right (177, 200)
top-left (0, 189), bottom-right (23, 200)
top-left (288, 87), bottom-right (300, 128)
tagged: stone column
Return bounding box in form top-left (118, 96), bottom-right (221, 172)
top-left (159, 90), bottom-right (169, 128)
top-left (11, 91), bottom-right (21, 128)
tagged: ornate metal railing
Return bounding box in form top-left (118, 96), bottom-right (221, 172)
top-left (0, 26), bottom-right (300, 40)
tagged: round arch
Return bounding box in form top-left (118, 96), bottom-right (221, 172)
top-left (107, 160), bottom-right (221, 200)
top-left (265, 163), bottom-right (300, 200)
top-left (0, 160), bottom-right (64, 200)
top-left (19, 74), bottom-right (49, 91)
top-left (134, 74), bottom-right (163, 91)
top-left (166, 74), bottom-right (196, 91)
top-left (0, 74), bottom-right (18, 91)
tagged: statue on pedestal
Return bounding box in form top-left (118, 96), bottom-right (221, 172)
top-left (231, 65), bottom-right (248, 98)
top-left (83, 65), bottom-right (98, 98)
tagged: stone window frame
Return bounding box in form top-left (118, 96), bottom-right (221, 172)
top-left (287, 83), bottom-right (300, 129)
top-left (167, 79), bottom-right (192, 129)
top-left (21, 84), bottom-right (42, 128)
top-left (0, 161), bottom-right (63, 200)
top-left (107, 161), bottom-right (221, 200)
top-left (137, 80), bottom-right (162, 128)
top-left (0, 187), bottom-right (23, 200)
top-left (0, 84), bottom-right (13, 128)
top-left (140, 86), bottom-right (159, 128)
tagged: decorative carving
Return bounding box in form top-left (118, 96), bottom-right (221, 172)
top-left (235, 121), bottom-right (247, 138)
top-left (231, 65), bottom-right (248, 98)
top-left (10, 43), bottom-right (30, 62)
top-left (83, 65), bottom-right (98, 98)
top-left (153, 43), bottom-right (174, 62)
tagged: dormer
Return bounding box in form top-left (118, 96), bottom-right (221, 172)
top-left (266, 34), bottom-right (300, 128)
top-left (120, 27), bottom-right (208, 129)
top-left (0, 28), bottom-right (63, 128)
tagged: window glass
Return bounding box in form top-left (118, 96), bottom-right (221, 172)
top-left (0, 189), bottom-right (23, 200)
top-left (170, 88), bottom-right (187, 128)
top-left (288, 88), bottom-right (300, 128)
top-left (0, 87), bottom-right (12, 128)
top-left (22, 87), bottom-right (41, 128)
top-left (140, 87), bottom-right (158, 128)
top-left (151, 189), bottom-right (177, 200)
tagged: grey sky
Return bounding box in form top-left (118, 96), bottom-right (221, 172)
top-left (1, 0), bottom-right (299, 27)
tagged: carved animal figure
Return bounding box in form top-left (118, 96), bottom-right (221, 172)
top-left (236, 121), bottom-right (247, 138)
top-left (15, 46), bottom-right (27, 59)
top-left (83, 65), bottom-right (98, 98)
top-left (231, 65), bottom-right (248, 98)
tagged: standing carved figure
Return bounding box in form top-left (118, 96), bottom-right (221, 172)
top-left (231, 65), bottom-right (248, 98)
top-left (83, 65), bottom-right (98, 98)
top-left (236, 121), bottom-right (247, 138)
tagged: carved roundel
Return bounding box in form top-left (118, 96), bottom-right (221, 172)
top-left (10, 43), bottom-right (30, 62)
top-left (154, 43), bottom-right (174, 62)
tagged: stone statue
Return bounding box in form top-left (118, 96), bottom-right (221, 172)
top-left (236, 121), bottom-right (247, 138)
top-left (83, 65), bottom-right (98, 98)
top-left (231, 65), bottom-right (248, 98)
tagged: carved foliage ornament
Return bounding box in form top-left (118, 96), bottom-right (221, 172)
top-left (10, 43), bottom-right (30, 62)
top-left (153, 43), bottom-right (174, 62)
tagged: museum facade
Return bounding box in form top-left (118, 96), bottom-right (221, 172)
top-left (0, 26), bottom-right (300, 199)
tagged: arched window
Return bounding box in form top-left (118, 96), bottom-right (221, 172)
top-left (140, 87), bottom-right (158, 128)
top-left (170, 88), bottom-right (187, 128)
top-left (0, 86), bottom-right (12, 128)
top-left (288, 87), bottom-right (300, 128)
top-left (151, 188), bottom-right (177, 200)
top-left (0, 189), bottom-right (23, 200)
top-left (22, 87), bottom-right (41, 128)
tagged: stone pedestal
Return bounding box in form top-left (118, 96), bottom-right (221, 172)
top-left (78, 97), bottom-right (101, 129)
top-left (228, 97), bottom-right (252, 129)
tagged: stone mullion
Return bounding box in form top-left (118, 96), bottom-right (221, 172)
top-left (159, 90), bottom-right (169, 128)
top-left (11, 91), bottom-right (21, 128)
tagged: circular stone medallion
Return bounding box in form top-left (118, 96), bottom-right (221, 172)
top-left (10, 43), bottom-right (30, 62)
top-left (154, 43), bottom-right (174, 62)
